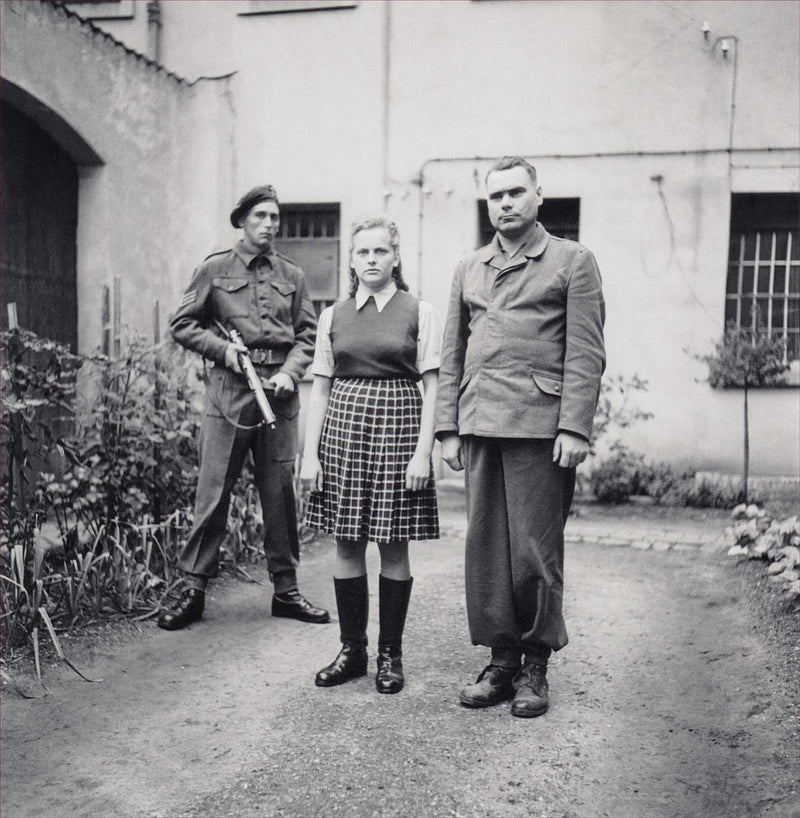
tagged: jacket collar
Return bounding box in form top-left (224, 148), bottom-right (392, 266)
top-left (234, 239), bottom-right (276, 269)
top-left (479, 222), bottom-right (550, 268)
top-left (355, 280), bottom-right (397, 312)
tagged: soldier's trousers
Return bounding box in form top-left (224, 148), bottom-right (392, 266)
top-left (462, 436), bottom-right (576, 659)
top-left (178, 387), bottom-right (300, 592)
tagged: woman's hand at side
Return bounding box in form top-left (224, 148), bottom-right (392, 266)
top-left (405, 451), bottom-right (430, 492)
top-left (300, 454), bottom-right (324, 493)
top-left (299, 374), bottom-right (332, 494)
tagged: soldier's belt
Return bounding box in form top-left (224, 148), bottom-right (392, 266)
top-left (248, 347), bottom-right (287, 366)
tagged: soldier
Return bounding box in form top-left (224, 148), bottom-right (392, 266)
top-left (158, 185), bottom-right (329, 630)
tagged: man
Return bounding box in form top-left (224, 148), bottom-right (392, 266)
top-left (435, 157), bottom-right (605, 717)
top-left (158, 185), bottom-right (329, 630)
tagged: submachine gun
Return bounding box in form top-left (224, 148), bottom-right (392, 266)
top-left (215, 321), bottom-right (277, 430)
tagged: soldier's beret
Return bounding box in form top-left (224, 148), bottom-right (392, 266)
top-left (230, 185), bottom-right (279, 227)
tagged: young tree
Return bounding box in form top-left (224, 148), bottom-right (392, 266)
top-left (701, 322), bottom-right (789, 501)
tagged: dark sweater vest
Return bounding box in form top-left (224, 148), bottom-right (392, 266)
top-left (330, 290), bottom-right (420, 380)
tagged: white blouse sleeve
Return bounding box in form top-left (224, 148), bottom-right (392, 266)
top-left (311, 306), bottom-right (335, 377)
top-left (417, 300), bottom-right (442, 374)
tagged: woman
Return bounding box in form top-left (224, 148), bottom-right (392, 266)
top-left (300, 215), bottom-right (440, 694)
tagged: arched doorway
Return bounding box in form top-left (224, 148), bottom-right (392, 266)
top-left (1, 99), bottom-right (79, 349)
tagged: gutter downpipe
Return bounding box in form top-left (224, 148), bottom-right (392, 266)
top-left (146, 0), bottom-right (162, 63)
top-left (726, 37), bottom-right (740, 180)
top-left (382, 0), bottom-right (392, 197)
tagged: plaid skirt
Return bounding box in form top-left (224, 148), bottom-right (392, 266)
top-left (304, 378), bottom-right (439, 543)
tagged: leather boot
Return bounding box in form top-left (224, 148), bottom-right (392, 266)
top-left (459, 664), bottom-right (518, 708)
top-left (315, 576), bottom-right (369, 687)
top-left (157, 588), bottom-right (205, 631)
top-left (511, 661), bottom-right (549, 717)
top-left (272, 589), bottom-right (330, 624)
top-left (375, 575), bottom-right (413, 694)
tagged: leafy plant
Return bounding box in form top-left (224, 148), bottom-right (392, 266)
top-left (585, 374), bottom-right (657, 502)
top-left (0, 334), bottom-right (190, 654)
top-left (699, 321), bottom-right (789, 502)
top-left (592, 373), bottom-right (653, 452)
top-left (587, 443), bottom-right (652, 503)
top-left (52, 334), bottom-right (201, 531)
top-left (1, 328), bottom-right (81, 528)
top-left (1, 329), bottom-right (82, 660)
top-left (27, 335), bottom-right (203, 624)
top-left (643, 461), bottom-right (686, 505)
top-left (727, 504), bottom-right (800, 600)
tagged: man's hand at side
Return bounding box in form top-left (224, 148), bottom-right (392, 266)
top-left (441, 433), bottom-right (464, 472)
top-left (552, 431), bottom-right (590, 469)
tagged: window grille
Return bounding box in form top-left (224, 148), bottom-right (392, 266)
top-left (274, 204), bottom-right (340, 316)
top-left (725, 193), bottom-right (799, 363)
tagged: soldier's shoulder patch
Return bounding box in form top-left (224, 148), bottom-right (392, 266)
top-left (179, 290), bottom-right (197, 308)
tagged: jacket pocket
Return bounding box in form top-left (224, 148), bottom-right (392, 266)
top-left (203, 365), bottom-right (230, 418)
top-left (269, 279), bottom-right (297, 324)
top-left (271, 389), bottom-right (300, 420)
top-left (212, 276), bottom-right (250, 319)
top-left (270, 280), bottom-right (296, 298)
top-left (531, 371), bottom-right (563, 397)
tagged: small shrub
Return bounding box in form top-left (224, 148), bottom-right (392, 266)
top-left (588, 449), bottom-right (751, 511)
top-left (588, 444), bottom-right (650, 504)
top-left (684, 478), bottom-right (748, 509)
top-left (643, 461), bottom-right (685, 505)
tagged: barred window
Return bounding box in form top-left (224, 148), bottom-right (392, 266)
top-left (274, 204), bottom-right (340, 317)
top-left (725, 193), bottom-right (800, 363)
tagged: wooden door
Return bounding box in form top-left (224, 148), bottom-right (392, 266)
top-left (1, 100), bottom-right (78, 349)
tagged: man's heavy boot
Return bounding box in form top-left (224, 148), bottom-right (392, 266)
top-left (459, 664), bottom-right (518, 707)
top-left (157, 588), bottom-right (205, 631)
top-left (511, 660), bottom-right (549, 717)
top-left (315, 575), bottom-right (369, 687)
top-left (375, 575), bottom-right (413, 694)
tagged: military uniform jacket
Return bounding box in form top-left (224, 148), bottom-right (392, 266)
top-left (434, 223), bottom-right (606, 441)
top-left (170, 241), bottom-right (316, 385)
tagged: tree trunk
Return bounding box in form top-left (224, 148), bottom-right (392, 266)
top-left (742, 383), bottom-right (750, 502)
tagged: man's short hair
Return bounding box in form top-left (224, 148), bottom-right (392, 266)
top-left (230, 185), bottom-right (279, 228)
top-left (486, 156), bottom-right (538, 186)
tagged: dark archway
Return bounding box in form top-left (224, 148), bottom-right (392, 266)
top-left (1, 99), bottom-right (79, 349)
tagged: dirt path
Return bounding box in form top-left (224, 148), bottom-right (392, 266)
top-left (2, 486), bottom-right (798, 818)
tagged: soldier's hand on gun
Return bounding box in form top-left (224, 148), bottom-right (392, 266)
top-left (300, 454), bottom-right (324, 493)
top-left (268, 371), bottom-right (295, 398)
top-left (224, 340), bottom-right (248, 374)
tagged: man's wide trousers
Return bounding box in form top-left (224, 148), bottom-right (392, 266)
top-left (462, 436), bottom-right (575, 656)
